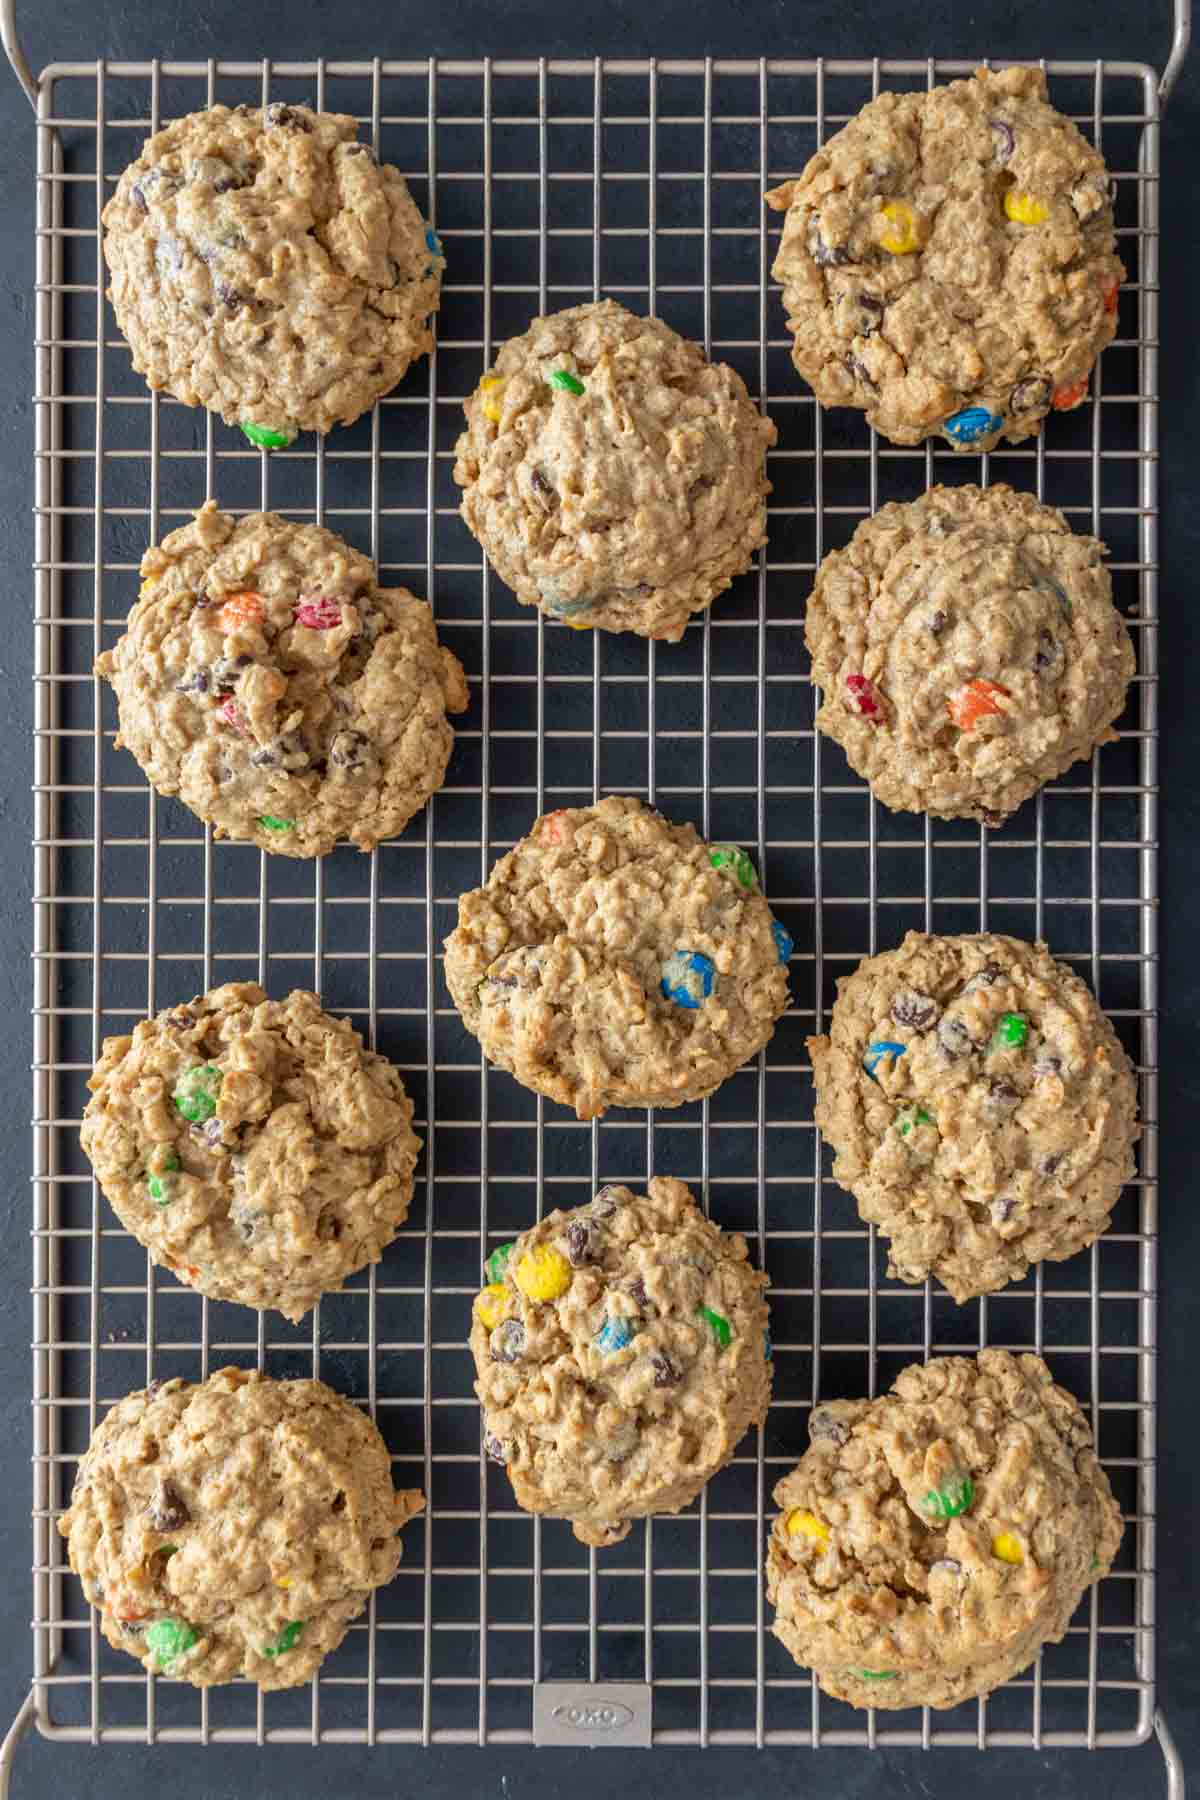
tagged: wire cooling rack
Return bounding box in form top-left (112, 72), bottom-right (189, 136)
top-left (0, 3), bottom-right (1191, 1785)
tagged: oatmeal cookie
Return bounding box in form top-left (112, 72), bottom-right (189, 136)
top-left (472, 1178), bottom-right (771, 1545)
top-left (103, 102), bottom-right (443, 438)
top-left (81, 983), bottom-right (421, 1320)
top-left (59, 1367), bottom-right (424, 1688)
top-left (804, 484), bottom-right (1135, 823)
top-left (443, 796), bottom-right (793, 1117)
top-left (765, 67), bottom-right (1123, 450)
top-left (766, 1350), bottom-right (1122, 1708)
top-left (807, 932), bottom-right (1139, 1301)
top-left (453, 299), bottom-right (775, 640)
top-left (96, 503), bottom-right (468, 857)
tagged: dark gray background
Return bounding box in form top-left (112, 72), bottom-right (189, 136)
top-left (0, 1), bottom-right (1196, 1796)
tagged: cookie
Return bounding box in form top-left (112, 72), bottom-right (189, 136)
top-left (471, 1178), bottom-right (771, 1546)
top-left (59, 1367), bottom-right (424, 1688)
top-left (443, 796), bottom-right (793, 1117)
top-left (102, 103), bottom-right (443, 438)
top-left (766, 1350), bottom-right (1122, 1709)
top-left (765, 67), bottom-right (1123, 451)
top-left (807, 932), bottom-right (1139, 1302)
top-left (80, 983), bottom-right (421, 1321)
top-left (452, 299), bottom-right (776, 640)
top-left (804, 484), bottom-right (1135, 823)
top-left (96, 503), bottom-right (468, 857)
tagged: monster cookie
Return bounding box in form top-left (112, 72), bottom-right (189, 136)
top-left (804, 485), bottom-right (1135, 823)
top-left (766, 1350), bottom-right (1122, 1708)
top-left (443, 796), bottom-right (793, 1117)
top-left (452, 299), bottom-right (776, 640)
top-left (471, 1178), bottom-right (771, 1545)
top-left (59, 1367), bottom-right (424, 1688)
top-left (103, 103), bottom-right (444, 438)
top-left (80, 983), bottom-right (422, 1320)
top-left (807, 932), bottom-right (1139, 1301)
top-left (96, 504), bottom-right (468, 856)
top-left (765, 66), bottom-right (1123, 450)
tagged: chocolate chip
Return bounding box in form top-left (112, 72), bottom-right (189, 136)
top-left (330, 728), bottom-right (369, 770)
top-left (927, 609), bottom-right (948, 635)
top-left (146, 1478), bottom-right (190, 1532)
top-left (166, 1008), bottom-right (194, 1030)
top-left (331, 1491), bottom-right (346, 1513)
top-left (1034, 629), bottom-right (1060, 674)
top-left (937, 1016), bottom-right (974, 1060)
top-left (591, 1186), bottom-right (623, 1220)
top-left (529, 466), bottom-right (557, 509)
top-left (214, 277), bottom-right (248, 312)
top-left (317, 1211), bottom-right (342, 1241)
top-left (212, 657), bottom-right (245, 695)
top-left (627, 1277), bottom-right (649, 1312)
top-left (191, 1116), bottom-right (224, 1147)
top-left (931, 1558), bottom-right (962, 1576)
top-left (1011, 376), bottom-right (1051, 415)
top-left (651, 1353), bottom-right (679, 1388)
top-left (962, 963), bottom-right (1002, 994)
top-left (121, 1619), bottom-right (145, 1638)
top-left (857, 292), bottom-right (885, 326)
top-left (563, 1220), bottom-right (593, 1266)
top-left (990, 118), bottom-right (1016, 163)
top-left (1034, 1053), bottom-right (1063, 1076)
top-left (491, 1319), bottom-right (526, 1364)
top-left (985, 1077), bottom-right (1021, 1115)
top-left (1037, 1151), bottom-right (1064, 1178)
top-left (212, 171), bottom-right (247, 194)
top-left (345, 142), bottom-right (376, 160)
top-left (891, 988), bottom-right (941, 1031)
top-left (131, 181), bottom-right (150, 213)
top-left (484, 1432), bottom-right (507, 1464)
top-left (991, 1195), bottom-right (1017, 1224)
top-left (979, 809), bottom-right (1006, 829)
top-left (176, 668), bottom-right (210, 696)
top-left (845, 352), bottom-right (876, 390)
top-left (145, 1379), bottom-right (164, 1399)
top-left (807, 218), bottom-right (851, 266)
top-left (808, 1408), bottom-right (850, 1446)
top-left (264, 102), bottom-right (311, 130)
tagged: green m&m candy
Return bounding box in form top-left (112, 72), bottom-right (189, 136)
top-left (147, 1152), bottom-right (181, 1205)
top-left (922, 1472), bottom-right (974, 1519)
top-left (173, 1064), bottom-right (221, 1124)
top-left (240, 421), bottom-right (297, 450)
top-left (697, 1305), bottom-right (731, 1350)
top-left (849, 1668), bottom-right (899, 1681)
top-left (485, 1240), bottom-right (517, 1284)
top-left (145, 1616), bottom-right (198, 1671)
top-left (709, 844), bottom-right (758, 890)
top-left (263, 1620), bottom-right (304, 1657)
top-left (258, 815), bottom-right (294, 833)
top-left (548, 369), bottom-right (585, 396)
top-left (994, 1012), bottom-right (1029, 1050)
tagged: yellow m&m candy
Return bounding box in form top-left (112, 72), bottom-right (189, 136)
top-left (1003, 190), bottom-right (1048, 226)
top-left (479, 375), bottom-right (506, 423)
top-left (785, 1508), bottom-right (831, 1546)
top-left (879, 201), bottom-right (921, 255)
top-left (475, 1283), bottom-right (512, 1330)
top-left (991, 1531), bottom-right (1024, 1564)
top-left (514, 1244), bottom-right (572, 1302)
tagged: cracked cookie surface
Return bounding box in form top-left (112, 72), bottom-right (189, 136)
top-left (103, 102), bottom-right (443, 435)
top-left (766, 1350), bottom-right (1122, 1708)
top-left (81, 983), bottom-right (421, 1320)
top-left (452, 299), bottom-right (776, 640)
top-left (804, 484), bottom-right (1135, 823)
top-left (59, 1367), bottom-right (424, 1688)
top-left (471, 1178), bottom-right (771, 1545)
top-left (807, 932), bottom-right (1139, 1301)
top-left (765, 67), bottom-right (1122, 450)
top-left (96, 503), bottom-right (467, 857)
top-left (443, 795), bottom-right (793, 1117)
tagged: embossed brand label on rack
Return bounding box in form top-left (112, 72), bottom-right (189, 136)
top-left (533, 1682), bottom-right (652, 1746)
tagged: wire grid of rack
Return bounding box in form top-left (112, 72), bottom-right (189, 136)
top-left (14, 43), bottom-right (1174, 1763)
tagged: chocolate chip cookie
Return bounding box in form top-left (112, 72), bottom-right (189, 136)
top-left (443, 796), bottom-right (793, 1118)
top-left (804, 484), bottom-right (1135, 823)
top-left (80, 983), bottom-right (422, 1320)
top-left (472, 1178), bottom-right (771, 1546)
top-left (96, 503), bottom-right (468, 856)
top-left (452, 299), bottom-right (776, 640)
top-left (765, 67), bottom-right (1123, 450)
top-left (766, 1350), bottom-right (1122, 1708)
top-left (103, 103), bottom-right (443, 439)
top-left (807, 932), bottom-right (1139, 1301)
top-left (59, 1367), bottom-right (424, 1688)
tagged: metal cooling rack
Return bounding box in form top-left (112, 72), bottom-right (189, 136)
top-left (0, 1), bottom-right (1191, 1787)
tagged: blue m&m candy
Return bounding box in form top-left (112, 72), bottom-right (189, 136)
top-left (661, 949), bottom-right (715, 1010)
top-left (863, 1040), bottom-right (907, 1080)
top-left (943, 406), bottom-right (1002, 446)
top-left (771, 919), bottom-right (793, 966)
top-left (425, 227), bottom-right (443, 257)
top-left (763, 1329), bottom-right (773, 1361)
top-left (595, 1317), bottom-right (633, 1354)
